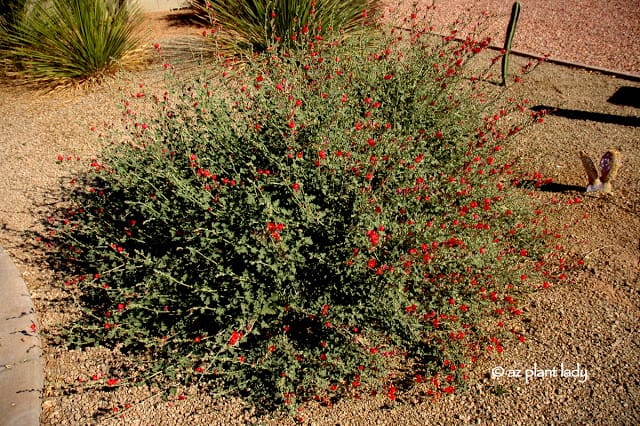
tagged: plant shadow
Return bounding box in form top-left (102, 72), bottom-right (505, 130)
top-left (531, 105), bottom-right (640, 127)
top-left (521, 180), bottom-right (585, 193)
top-left (163, 8), bottom-right (207, 28)
top-left (608, 86), bottom-right (640, 108)
top-left (529, 84), bottom-right (640, 127)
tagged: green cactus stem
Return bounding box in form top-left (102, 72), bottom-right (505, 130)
top-left (501, 1), bottom-right (521, 86)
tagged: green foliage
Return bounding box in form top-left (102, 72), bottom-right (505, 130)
top-left (188, 0), bottom-right (379, 55)
top-left (0, 0), bottom-right (28, 32)
top-left (0, 0), bottom-right (145, 88)
top-left (43, 17), bottom-right (552, 416)
top-left (501, 1), bottom-right (521, 86)
top-left (0, 0), bottom-right (27, 59)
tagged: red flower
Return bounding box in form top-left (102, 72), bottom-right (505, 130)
top-left (229, 330), bottom-right (243, 346)
top-left (321, 304), bottom-right (329, 316)
top-left (367, 230), bottom-right (380, 245)
top-left (442, 385), bottom-right (455, 394)
top-left (388, 385), bottom-right (396, 401)
top-left (367, 259), bottom-right (377, 268)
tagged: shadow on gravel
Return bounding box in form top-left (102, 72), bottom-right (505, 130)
top-left (531, 105), bottom-right (640, 128)
top-left (520, 180), bottom-right (585, 193)
top-left (163, 8), bottom-right (206, 28)
top-left (608, 86), bottom-right (640, 108)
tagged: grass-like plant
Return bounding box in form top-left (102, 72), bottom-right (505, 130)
top-left (188, 0), bottom-right (380, 55)
top-left (0, 0), bottom-right (28, 32)
top-left (0, 0), bottom-right (27, 60)
top-left (1, 0), bottom-right (146, 88)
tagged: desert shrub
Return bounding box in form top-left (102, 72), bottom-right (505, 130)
top-left (0, 0), bottom-right (145, 88)
top-left (43, 13), bottom-right (553, 417)
top-left (188, 0), bottom-right (380, 55)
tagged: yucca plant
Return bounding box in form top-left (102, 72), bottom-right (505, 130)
top-left (188, 0), bottom-right (380, 56)
top-left (0, 0), bottom-right (28, 54)
top-left (1, 0), bottom-right (146, 89)
top-left (0, 0), bottom-right (28, 32)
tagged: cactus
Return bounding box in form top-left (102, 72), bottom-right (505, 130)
top-left (501, 1), bottom-right (521, 86)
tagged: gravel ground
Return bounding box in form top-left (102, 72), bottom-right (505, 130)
top-left (391, 0), bottom-right (640, 75)
top-left (0, 2), bottom-right (639, 425)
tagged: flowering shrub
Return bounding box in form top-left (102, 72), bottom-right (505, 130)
top-left (43, 12), bottom-right (556, 417)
